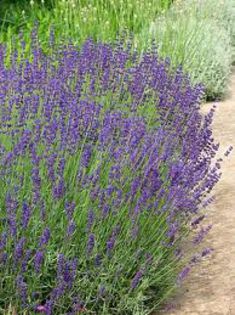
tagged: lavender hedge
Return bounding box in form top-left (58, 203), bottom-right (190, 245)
top-left (0, 36), bottom-right (224, 314)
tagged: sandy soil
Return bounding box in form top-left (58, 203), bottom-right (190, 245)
top-left (158, 73), bottom-right (235, 315)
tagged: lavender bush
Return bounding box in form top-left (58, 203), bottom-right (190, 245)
top-left (0, 35), bottom-right (224, 314)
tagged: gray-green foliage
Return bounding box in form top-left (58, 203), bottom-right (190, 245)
top-left (137, 0), bottom-right (235, 100)
top-left (186, 0), bottom-right (235, 62)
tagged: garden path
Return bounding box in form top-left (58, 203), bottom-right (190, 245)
top-left (160, 72), bottom-right (235, 315)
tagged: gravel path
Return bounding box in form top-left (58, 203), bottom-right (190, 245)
top-left (159, 73), bottom-right (235, 315)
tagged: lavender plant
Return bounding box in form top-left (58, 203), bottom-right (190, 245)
top-left (0, 35), bottom-right (224, 314)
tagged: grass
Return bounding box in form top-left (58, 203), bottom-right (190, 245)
top-left (0, 0), bottom-right (173, 46)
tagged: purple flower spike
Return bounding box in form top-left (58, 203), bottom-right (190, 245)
top-left (0, 252), bottom-right (8, 265)
top-left (22, 249), bottom-right (32, 273)
top-left (16, 275), bottom-right (28, 305)
top-left (0, 232), bottom-right (7, 250)
top-left (131, 269), bottom-right (144, 289)
top-left (44, 299), bottom-right (54, 315)
top-left (5, 193), bottom-right (18, 237)
top-left (191, 215), bottom-right (205, 227)
top-left (39, 227), bottom-right (51, 247)
top-left (106, 236), bottom-right (115, 256)
top-left (193, 224), bottom-right (212, 245)
top-left (201, 247), bottom-right (214, 257)
top-left (34, 250), bottom-right (44, 273)
top-left (81, 144), bottom-right (92, 168)
top-left (22, 201), bottom-right (31, 229)
top-left (177, 265), bottom-right (191, 284)
top-left (94, 253), bottom-right (102, 267)
top-left (65, 201), bottom-right (76, 220)
top-left (87, 233), bottom-right (95, 254)
top-left (86, 209), bottom-right (95, 232)
top-left (224, 145), bottom-right (233, 157)
top-left (67, 220), bottom-right (76, 236)
top-left (57, 254), bottom-right (65, 278)
top-left (53, 179), bottom-right (65, 200)
top-left (14, 237), bottom-right (26, 264)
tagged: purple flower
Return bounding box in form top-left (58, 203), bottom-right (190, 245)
top-left (94, 253), bottom-right (102, 267)
top-left (174, 248), bottom-right (183, 259)
top-left (190, 254), bottom-right (200, 265)
top-left (86, 209), bottom-right (95, 232)
top-left (22, 201), bottom-right (31, 229)
top-left (106, 236), bottom-right (115, 256)
top-left (58, 157), bottom-right (66, 175)
top-left (35, 305), bottom-right (47, 313)
top-left (81, 144), bottom-right (92, 168)
top-left (102, 204), bottom-right (110, 218)
top-left (5, 193), bottom-right (18, 237)
top-left (62, 258), bottom-right (78, 289)
top-left (53, 179), bottom-right (65, 200)
top-left (34, 250), bottom-right (44, 273)
top-left (40, 201), bottom-right (46, 221)
top-left (16, 275), bottom-right (28, 305)
top-left (44, 299), bottom-right (54, 315)
top-left (21, 249), bottom-right (32, 273)
top-left (98, 285), bottom-right (106, 297)
top-left (0, 232), bottom-right (7, 250)
top-left (201, 247), bottom-right (213, 257)
top-left (87, 233), bottom-right (95, 254)
top-left (65, 201), bottom-right (76, 220)
top-left (67, 220), bottom-right (76, 236)
top-left (14, 237), bottom-right (26, 264)
top-left (191, 215), bottom-right (205, 227)
top-left (131, 225), bottom-right (139, 239)
top-left (39, 227), bottom-right (51, 247)
top-left (57, 253), bottom-right (65, 278)
top-left (32, 167), bottom-right (41, 188)
top-left (63, 261), bottom-right (72, 284)
top-left (177, 265), bottom-right (191, 283)
top-left (70, 258), bottom-right (78, 280)
top-left (0, 252), bottom-right (8, 265)
top-left (46, 154), bottom-right (57, 182)
top-left (131, 269), bottom-right (144, 289)
top-left (224, 145), bottom-right (233, 157)
top-left (130, 177), bottom-right (141, 197)
top-left (167, 222), bottom-right (178, 239)
top-left (32, 167), bottom-right (41, 203)
top-left (193, 224), bottom-right (212, 245)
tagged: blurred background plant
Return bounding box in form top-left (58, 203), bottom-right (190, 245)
top-left (0, 0), bottom-right (173, 45)
top-left (137, 0), bottom-right (235, 101)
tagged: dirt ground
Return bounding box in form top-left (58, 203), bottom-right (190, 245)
top-left (159, 73), bottom-right (235, 315)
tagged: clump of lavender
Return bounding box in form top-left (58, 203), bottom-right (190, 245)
top-left (0, 33), bottom-right (224, 314)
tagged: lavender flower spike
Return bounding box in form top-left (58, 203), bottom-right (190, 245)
top-left (131, 269), bottom-right (144, 289)
top-left (39, 227), bottom-right (51, 247)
